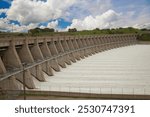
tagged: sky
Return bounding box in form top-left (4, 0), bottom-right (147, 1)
top-left (0, 0), bottom-right (150, 32)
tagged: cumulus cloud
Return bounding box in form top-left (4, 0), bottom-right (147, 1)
top-left (6, 0), bottom-right (112, 24)
top-left (12, 23), bottom-right (38, 32)
top-left (0, 18), bottom-right (10, 31)
top-left (39, 20), bottom-right (58, 29)
top-left (133, 23), bottom-right (150, 29)
top-left (7, 0), bottom-right (76, 24)
top-left (0, 9), bottom-right (8, 14)
top-left (1, 0), bottom-right (150, 32)
top-left (67, 4), bottom-right (150, 31)
top-left (65, 0), bottom-right (112, 21)
top-left (67, 10), bottom-right (120, 30)
top-left (0, 18), bottom-right (38, 32)
top-left (112, 6), bottom-right (150, 29)
top-left (47, 20), bottom-right (58, 29)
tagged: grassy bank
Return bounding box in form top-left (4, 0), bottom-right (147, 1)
top-left (0, 28), bottom-right (149, 41)
top-left (138, 33), bottom-right (150, 41)
top-left (0, 27), bottom-right (141, 37)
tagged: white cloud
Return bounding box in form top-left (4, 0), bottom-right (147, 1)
top-left (47, 20), bottom-right (58, 29)
top-left (0, 18), bottom-right (38, 32)
top-left (67, 4), bottom-right (150, 31)
top-left (133, 23), bottom-right (150, 29)
top-left (67, 10), bottom-right (120, 30)
top-left (86, 0), bottom-right (112, 15)
top-left (12, 23), bottom-right (38, 32)
top-left (40, 20), bottom-right (58, 29)
top-left (39, 25), bottom-right (46, 29)
top-left (0, 18), bottom-right (10, 31)
top-left (0, 9), bottom-right (8, 14)
top-left (64, 0), bottom-right (112, 21)
top-left (6, 0), bottom-right (112, 24)
top-left (1, 0), bottom-right (150, 32)
top-left (112, 6), bottom-right (150, 29)
top-left (7, 0), bottom-right (76, 24)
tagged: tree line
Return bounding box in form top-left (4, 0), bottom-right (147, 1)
top-left (28, 28), bottom-right (55, 34)
top-left (28, 27), bottom-right (150, 35)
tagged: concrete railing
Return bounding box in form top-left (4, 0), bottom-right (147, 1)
top-left (0, 34), bottom-right (138, 91)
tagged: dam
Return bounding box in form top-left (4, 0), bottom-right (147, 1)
top-left (1, 34), bottom-right (149, 99)
top-left (33, 45), bottom-right (150, 94)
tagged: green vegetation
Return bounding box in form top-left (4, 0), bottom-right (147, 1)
top-left (0, 27), bottom-right (150, 41)
top-left (68, 28), bottom-right (77, 32)
top-left (83, 27), bottom-right (141, 34)
top-left (138, 33), bottom-right (150, 41)
top-left (28, 28), bottom-right (55, 36)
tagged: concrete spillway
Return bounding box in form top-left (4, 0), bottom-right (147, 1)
top-left (30, 45), bottom-right (150, 95)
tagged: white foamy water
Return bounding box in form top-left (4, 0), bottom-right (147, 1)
top-left (30, 45), bottom-right (150, 95)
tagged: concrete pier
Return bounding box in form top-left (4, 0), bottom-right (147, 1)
top-left (0, 34), bottom-right (139, 99)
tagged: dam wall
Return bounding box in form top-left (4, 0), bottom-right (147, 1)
top-left (0, 34), bottom-right (137, 92)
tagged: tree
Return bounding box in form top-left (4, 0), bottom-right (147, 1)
top-left (68, 28), bottom-right (77, 32)
top-left (43, 28), bottom-right (55, 32)
top-left (141, 28), bottom-right (147, 31)
top-left (93, 28), bottom-right (100, 31)
top-left (28, 28), bottom-right (55, 34)
top-left (28, 28), bottom-right (40, 34)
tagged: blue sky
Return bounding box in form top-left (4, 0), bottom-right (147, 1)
top-left (0, 0), bottom-right (150, 32)
top-left (0, 1), bottom-right (10, 8)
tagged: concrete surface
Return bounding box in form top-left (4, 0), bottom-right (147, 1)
top-left (30, 45), bottom-right (150, 95)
